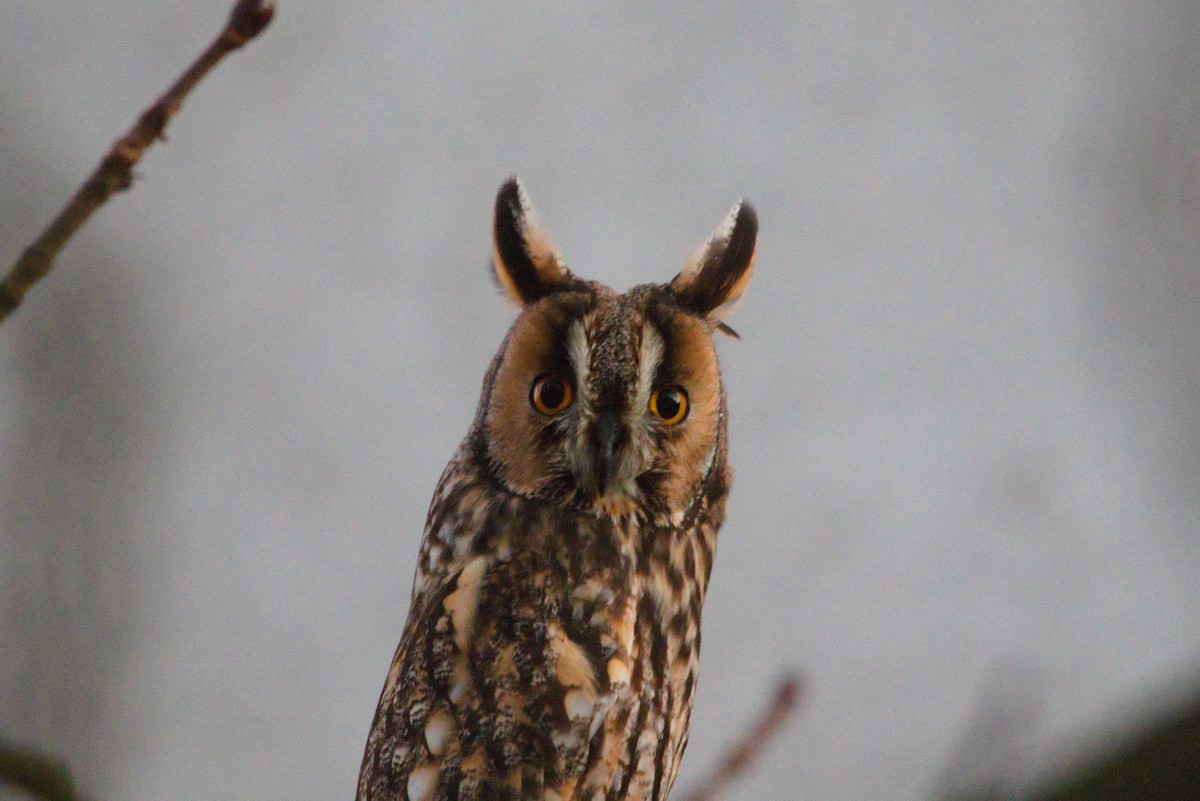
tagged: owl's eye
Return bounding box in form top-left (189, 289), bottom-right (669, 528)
top-left (531, 373), bottom-right (574, 415)
top-left (649, 385), bottom-right (689, 424)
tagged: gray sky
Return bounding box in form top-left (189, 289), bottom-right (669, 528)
top-left (2, 3), bottom-right (1199, 800)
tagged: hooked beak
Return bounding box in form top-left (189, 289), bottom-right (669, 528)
top-left (589, 410), bottom-right (623, 497)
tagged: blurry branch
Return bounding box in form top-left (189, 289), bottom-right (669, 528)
top-left (678, 673), bottom-right (804, 801)
top-left (1023, 690), bottom-right (1200, 801)
top-left (0, 0), bottom-right (275, 325)
top-left (1, 0), bottom-right (275, 794)
top-left (0, 738), bottom-right (90, 801)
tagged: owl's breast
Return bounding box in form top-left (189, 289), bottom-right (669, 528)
top-left (360, 453), bottom-right (723, 801)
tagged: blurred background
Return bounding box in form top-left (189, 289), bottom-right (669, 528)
top-left (2, 3), bottom-right (1199, 799)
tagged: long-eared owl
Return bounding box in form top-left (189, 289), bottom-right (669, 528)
top-left (358, 178), bottom-right (757, 801)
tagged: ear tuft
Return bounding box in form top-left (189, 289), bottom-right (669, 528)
top-left (492, 177), bottom-right (572, 306)
top-left (670, 199), bottom-right (757, 325)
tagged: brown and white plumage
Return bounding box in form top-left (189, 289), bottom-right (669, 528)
top-left (357, 179), bottom-right (757, 801)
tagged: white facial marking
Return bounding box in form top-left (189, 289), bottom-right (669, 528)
top-left (635, 325), bottom-right (665, 422)
top-left (700, 439), bottom-right (717, 476)
top-left (565, 319), bottom-right (589, 398)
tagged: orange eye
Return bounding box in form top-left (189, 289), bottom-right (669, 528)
top-left (649, 385), bottom-right (688, 424)
top-left (531, 373), bottom-right (574, 415)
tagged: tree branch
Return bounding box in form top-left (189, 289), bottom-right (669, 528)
top-left (0, 0), bottom-right (275, 325)
top-left (678, 673), bottom-right (804, 801)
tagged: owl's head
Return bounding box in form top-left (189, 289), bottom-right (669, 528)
top-left (470, 178), bottom-right (756, 525)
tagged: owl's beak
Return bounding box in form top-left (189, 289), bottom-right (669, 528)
top-left (589, 410), bottom-right (623, 497)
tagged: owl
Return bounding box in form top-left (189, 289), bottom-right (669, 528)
top-left (357, 178), bottom-right (757, 801)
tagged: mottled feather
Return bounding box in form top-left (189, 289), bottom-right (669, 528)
top-left (358, 180), bottom-right (755, 800)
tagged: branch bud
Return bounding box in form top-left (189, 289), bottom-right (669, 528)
top-left (229, 0), bottom-right (275, 42)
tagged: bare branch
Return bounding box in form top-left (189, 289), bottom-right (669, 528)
top-left (0, 0), bottom-right (275, 324)
top-left (678, 673), bottom-right (804, 801)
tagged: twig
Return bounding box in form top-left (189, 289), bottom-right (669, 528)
top-left (0, 0), bottom-right (275, 324)
top-left (0, 737), bottom-right (90, 801)
top-left (678, 673), bottom-right (805, 801)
